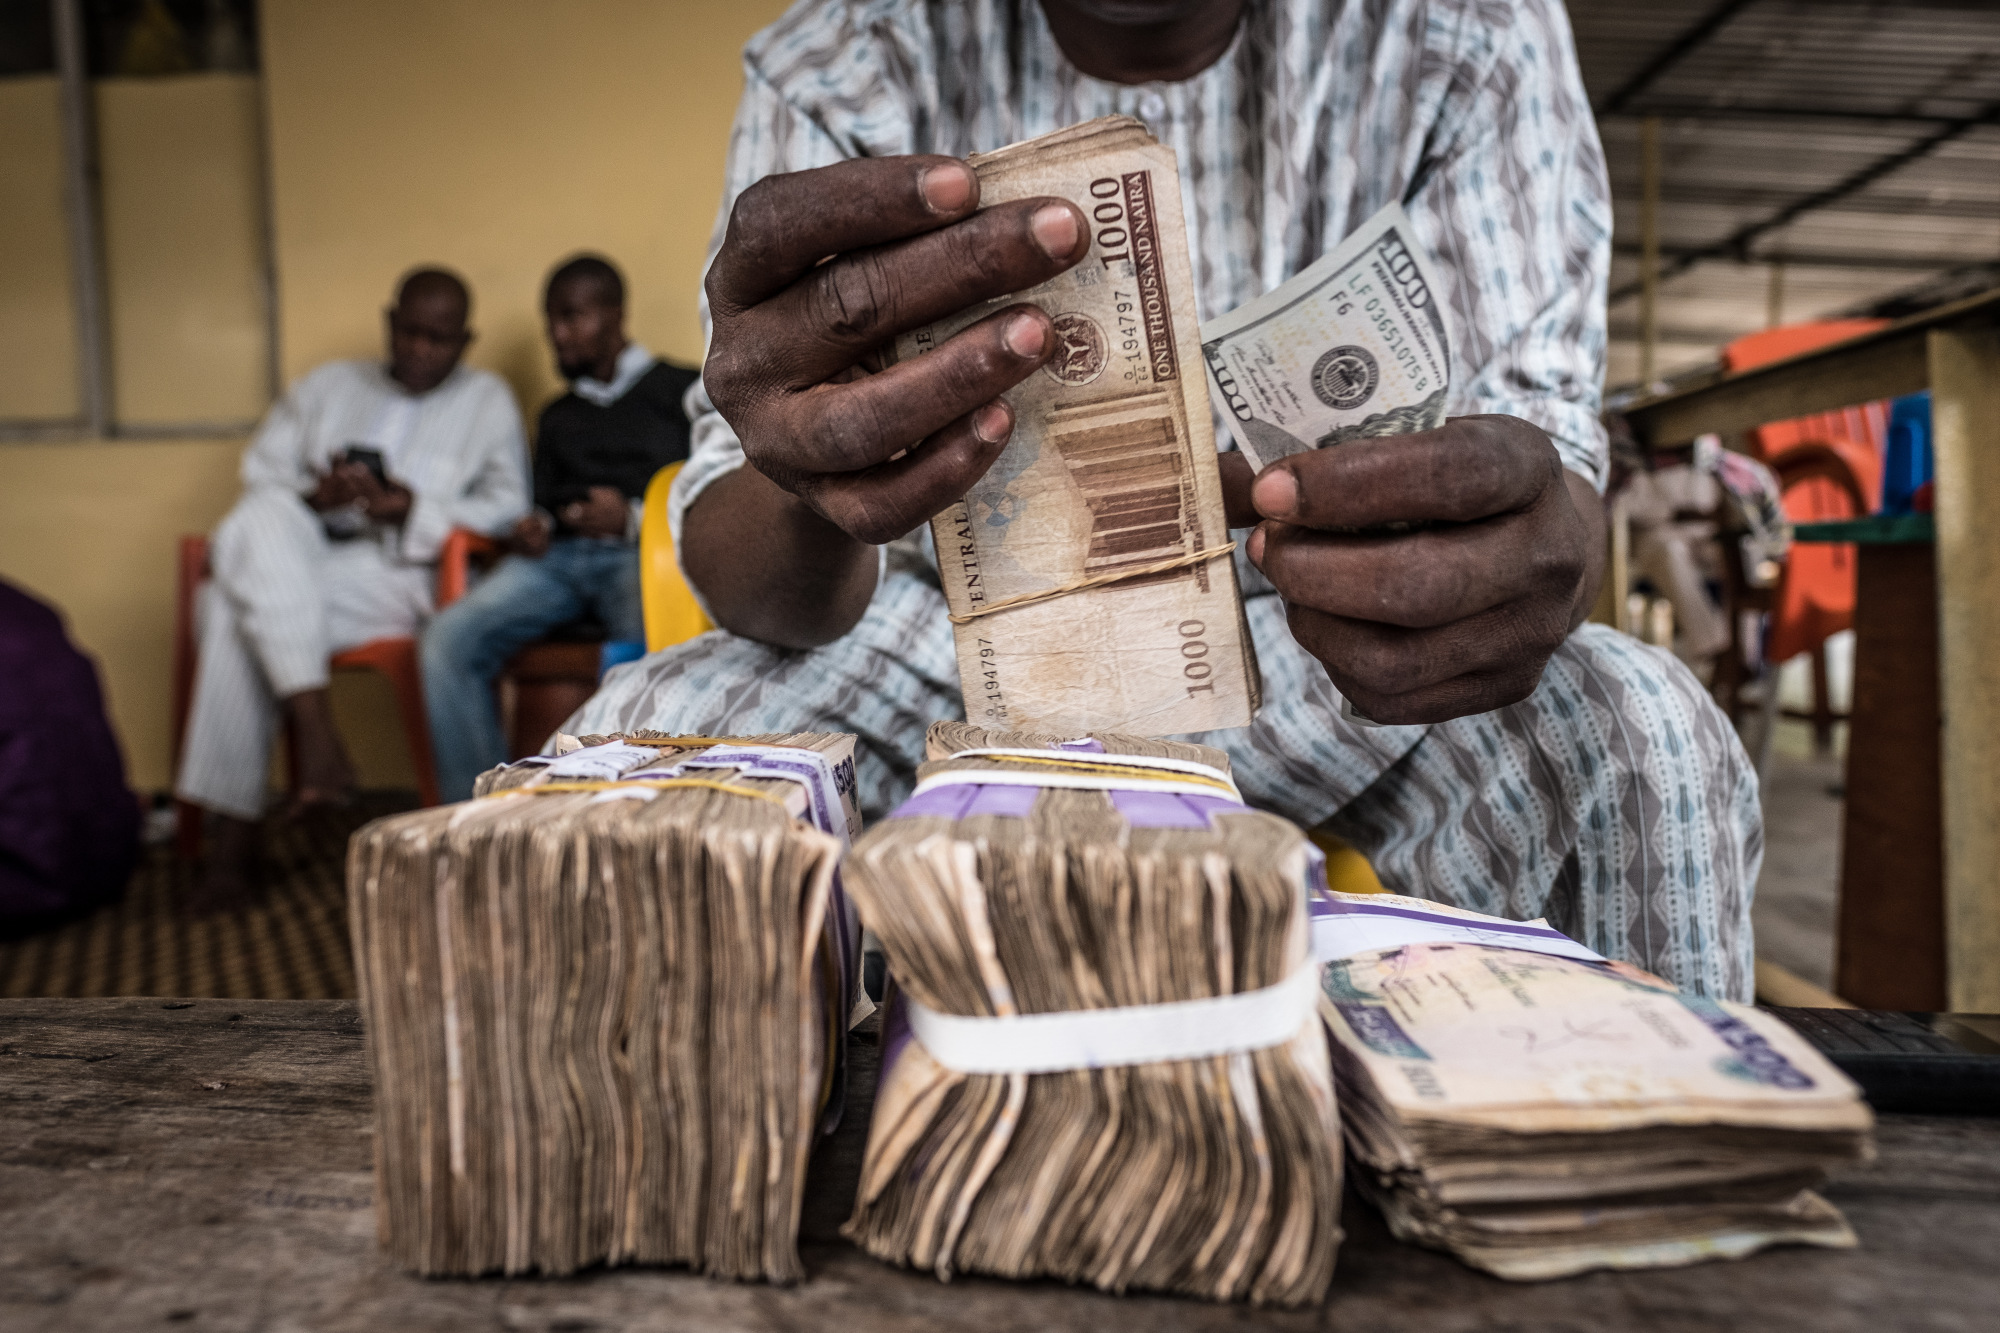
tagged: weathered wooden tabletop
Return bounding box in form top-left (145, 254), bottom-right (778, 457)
top-left (3, 999), bottom-right (1996, 1332)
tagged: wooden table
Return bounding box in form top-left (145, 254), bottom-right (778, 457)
top-left (4, 999), bottom-right (1997, 1332)
top-left (1624, 288), bottom-right (2000, 1012)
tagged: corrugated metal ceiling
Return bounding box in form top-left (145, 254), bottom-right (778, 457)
top-left (1566, 0), bottom-right (2000, 391)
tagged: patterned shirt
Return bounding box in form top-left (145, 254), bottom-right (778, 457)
top-left (671, 0), bottom-right (1613, 546)
top-left (583, 0), bottom-right (1760, 1001)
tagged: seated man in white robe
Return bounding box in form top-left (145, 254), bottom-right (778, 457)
top-left (176, 268), bottom-right (529, 905)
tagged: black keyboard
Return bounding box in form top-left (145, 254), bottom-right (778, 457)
top-left (1766, 1007), bottom-right (2000, 1115)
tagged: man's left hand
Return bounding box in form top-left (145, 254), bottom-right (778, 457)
top-left (1224, 415), bottom-right (1602, 726)
top-left (561, 485), bottom-right (629, 539)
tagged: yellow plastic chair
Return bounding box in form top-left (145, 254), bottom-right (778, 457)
top-left (1308, 826), bottom-right (1387, 895)
top-left (640, 462), bottom-right (715, 653)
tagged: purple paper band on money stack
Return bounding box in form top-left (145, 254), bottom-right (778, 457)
top-left (1107, 790), bottom-right (1243, 828)
top-left (1307, 893), bottom-right (1580, 943)
top-left (891, 783), bottom-right (1040, 821)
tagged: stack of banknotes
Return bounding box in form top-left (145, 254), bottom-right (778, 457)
top-left (1312, 891), bottom-right (1876, 1280)
top-left (894, 116), bottom-right (1260, 739)
top-left (841, 722), bottom-right (1343, 1305)
top-left (347, 731), bottom-right (862, 1281)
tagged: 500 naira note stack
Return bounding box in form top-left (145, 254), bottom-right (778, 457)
top-left (891, 116), bottom-right (1259, 738)
top-left (1313, 892), bottom-right (1875, 1280)
top-left (840, 721), bottom-right (1342, 1305)
top-left (347, 732), bottom-right (861, 1282)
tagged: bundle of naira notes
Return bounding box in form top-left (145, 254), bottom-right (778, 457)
top-left (841, 721), bottom-right (1343, 1306)
top-left (347, 731), bottom-right (862, 1282)
top-left (895, 114), bottom-right (1456, 739)
top-left (895, 115), bottom-right (1261, 738)
top-left (1312, 891), bottom-right (1876, 1280)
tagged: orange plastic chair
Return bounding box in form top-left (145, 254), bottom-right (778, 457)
top-left (171, 527), bottom-right (489, 857)
top-left (1721, 322), bottom-right (1890, 679)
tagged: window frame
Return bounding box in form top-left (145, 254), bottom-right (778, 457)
top-left (0, 0), bottom-right (277, 442)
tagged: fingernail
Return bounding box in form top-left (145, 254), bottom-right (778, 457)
top-left (1030, 204), bottom-right (1080, 259)
top-left (920, 163), bottom-right (975, 214)
top-left (1252, 468), bottom-right (1300, 518)
top-left (1247, 527), bottom-right (1266, 565)
top-left (972, 402), bottom-right (1012, 444)
top-left (1004, 313), bottom-right (1047, 359)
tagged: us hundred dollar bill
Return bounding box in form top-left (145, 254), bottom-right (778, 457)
top-left (1201, 203), bottom-right (1452, 469)
top-left (886, 116), bottom-right (1258, 737)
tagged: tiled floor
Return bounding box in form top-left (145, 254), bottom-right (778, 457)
top-left (1751, 725), bottom-right (1846, 992)
top-left (0, 794), bottom-right (416, 1000)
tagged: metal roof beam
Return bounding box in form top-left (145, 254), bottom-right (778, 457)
top-left (1602, 102), bottom-right (1995, 126)
top-left (1592, 0), bottom-right (1762, 117)
top-left (1611, 244), bottom-right (1974, 272)
top-left (1608, 103), bottom-right (2000, 303)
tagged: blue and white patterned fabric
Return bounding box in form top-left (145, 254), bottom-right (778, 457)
top-left (572, 0), bottom-right (1761, 999)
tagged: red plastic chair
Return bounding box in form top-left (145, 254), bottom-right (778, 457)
top-left (1720, 323), bottom-right (1891, 742)
top-left (171, 528), bottom-right (489, 858)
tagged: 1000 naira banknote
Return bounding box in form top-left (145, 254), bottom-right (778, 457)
top-left (886, 116), bottom-right (1258, 738)
top-left (1201, 204), bottom-right (1452, 469)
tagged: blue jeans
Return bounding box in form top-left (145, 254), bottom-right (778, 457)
top-left (422, 538), bottom-right (643, 801)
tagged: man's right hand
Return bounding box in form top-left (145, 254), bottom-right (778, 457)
top-left (704, 156), bottom-right (1087, 544)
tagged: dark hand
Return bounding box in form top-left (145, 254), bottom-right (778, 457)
top-left (703, 155), bottom-right (1090, 545)
top-left (509, 511), bottom-right (553, 557)
top-left (561, 485), bottom-right (629, 539)
top-left (305, 468), bottom-right (361, 513)
top-left (1225, 416), bottom-right (1599, 725)
top-left (340, 463), bottom-right (413, 523)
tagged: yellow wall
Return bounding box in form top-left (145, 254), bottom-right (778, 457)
top-left (0, 76), bottom-right (82, 420)
top-left (0, 439), bottom-right (244, 790)
top-left (0, 0), bottom-right (788, 794)
top-left (97, 74), bottom-right (271, 426)
top-left (262, 0), bottom-right (788, 405)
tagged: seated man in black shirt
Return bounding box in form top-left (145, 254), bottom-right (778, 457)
top-left (421, 254), bottom-right (697, 800)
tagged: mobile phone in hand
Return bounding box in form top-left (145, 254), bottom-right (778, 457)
top-left (339, 445), bottom-right (389, 487)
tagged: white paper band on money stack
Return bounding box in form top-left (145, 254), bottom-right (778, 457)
top-left (1310, 891), bottom-right (1607, 966)
top-left (903, 963), bottom-right (1319, 1074)
top-left (539, 741), bottom-right (665, 781)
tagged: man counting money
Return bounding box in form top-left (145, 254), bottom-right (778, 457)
top-left (572, 0), bottom-right (1760, 998)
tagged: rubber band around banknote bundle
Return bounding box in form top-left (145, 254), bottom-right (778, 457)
top-left (945, 541), bottom-right (1237, 624)
top-left (620, 735), bottom-right (789, 749)
top-left (480, 777), bottom-right (792, 807)
top-left (910, 747), bottom-right (1245, 801)
top-left (903, 962), bottom-right (1320, 1074)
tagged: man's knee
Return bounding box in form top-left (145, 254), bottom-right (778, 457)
top-left (1543, 622), bottom-right (1762, 908)
top-left (214, 486), bottom-right (311, 541)
top-left (420, 600), bottom-right (479, 674)
top-left (1548, 622), bottom-right (1750, 776)
top-left (421, 593), bottom-right (520, 683)
top-left (426, 560), bottom-right (558, 671)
